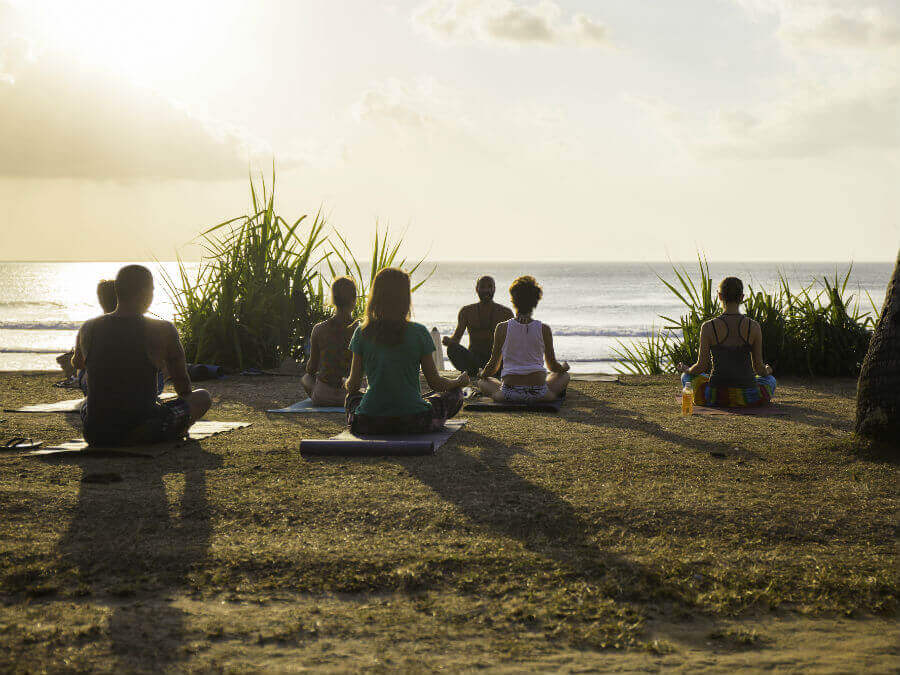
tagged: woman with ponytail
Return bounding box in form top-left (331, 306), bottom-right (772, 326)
top-left (344, 267), bottom-right (469, 434)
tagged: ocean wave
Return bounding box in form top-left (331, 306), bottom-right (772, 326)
top-left (425, 323), bottom-right (669, 338)
top-left (0, 347), bottom-right (65, 354)
top-left (0, 300), bottom-right (65, 308)
top-left (0, 321), bottom-right (82, 331)
top-left (552, 327), bottom-right (665, 338)
top-left (0, 321), bottom-right (672, 339)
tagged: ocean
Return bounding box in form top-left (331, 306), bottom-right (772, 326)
top-left (0, 261), bottom-right (891, 373)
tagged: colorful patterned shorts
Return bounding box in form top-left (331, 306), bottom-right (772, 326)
top-left (682, 373), bottom-right (777, 408)
top-left (346, 389), bottom-right (464, 435)
top-left (501, 383), bottom-right (549, 403)
top-left (82, 397), bottom-right (192, 447)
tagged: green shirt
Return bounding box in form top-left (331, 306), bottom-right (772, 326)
top-left (349, 322), bottom-right (435, 417)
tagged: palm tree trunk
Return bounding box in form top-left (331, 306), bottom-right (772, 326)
top-left (855, 249), bottom-right (900, 444)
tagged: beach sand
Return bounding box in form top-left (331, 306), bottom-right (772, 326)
top-left (0, 372), bottom-right (896, 672)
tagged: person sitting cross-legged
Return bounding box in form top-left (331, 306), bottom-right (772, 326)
top-left (57, 279), bottom-right (118, 379)
top-left (442, 275), bottom-right (514, 378)
top-left (344, 267), bottom-right (469, 435)
top-left (477, 275), bottom-right (570, 404)
top-left (301, 276), bottom-right (359, 407)
top-left (676, 276), bottom-right (777, 407)
top-left (72, 264), bottom-right (211, 447)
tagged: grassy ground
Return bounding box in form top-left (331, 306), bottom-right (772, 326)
top-left (0, 372), bottom-right (896, 672)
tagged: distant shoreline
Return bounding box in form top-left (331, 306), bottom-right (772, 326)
top-left (0, 259), bottom-right (895, 265)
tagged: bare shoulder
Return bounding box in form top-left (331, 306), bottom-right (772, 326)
top-left (79, 316), bottom-right (99, 332)
top-left (145, 317), bottom-right (179, 342)
top-left (699, 320), bottom-right (717, 337)
top-left (460, 303), bottom-right (479, 320)
top-left (541, 322), bottom-right (553, 337)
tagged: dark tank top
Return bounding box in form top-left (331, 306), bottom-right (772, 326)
top-left (708, 314), bottom-right (757, 388)
top-left (83, 316), bottom-right (160, 439)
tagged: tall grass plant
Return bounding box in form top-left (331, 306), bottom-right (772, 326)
top-left (615, 257), bottom-right (876, 377)
top-left (162, 173), bottom-right (435, 370)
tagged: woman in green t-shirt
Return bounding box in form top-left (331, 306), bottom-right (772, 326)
top-left (345, 267), bottom-right (469, 434)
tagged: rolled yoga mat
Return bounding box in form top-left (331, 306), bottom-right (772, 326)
top-left (188, 364), bottom-right (225, 381)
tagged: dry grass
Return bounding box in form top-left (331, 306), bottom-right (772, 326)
top-left (0, 372), bottom-right (896, 672)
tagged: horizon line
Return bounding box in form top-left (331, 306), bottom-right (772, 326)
top-left (0, 258), bottom-right (894, 265)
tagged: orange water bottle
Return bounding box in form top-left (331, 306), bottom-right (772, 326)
top-left (681, 384), bottom-right (694, 416)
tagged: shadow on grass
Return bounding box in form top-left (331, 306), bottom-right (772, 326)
top-left (397, 427), bottom-right (719, 644)
top-left (49, 442), bottom-right (221, 670)
top-left (564, 390), bottom-right (742, 457)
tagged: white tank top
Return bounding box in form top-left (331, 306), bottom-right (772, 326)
top-left (501, 319), bottom-right (546, 376)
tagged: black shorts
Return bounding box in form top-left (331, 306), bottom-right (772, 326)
top-left (82, 398), bottom-right (192, 447)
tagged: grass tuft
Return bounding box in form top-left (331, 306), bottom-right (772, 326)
top-left (615, 256), bottom-right (877, 376)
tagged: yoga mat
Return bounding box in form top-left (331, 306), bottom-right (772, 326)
top-left (571, 373), bottom-right (619, 383)
top-left (26, 420), bottom-right (251, 457)
top-left (674, 397), bottom-right (789, 417)
top-left (6, 392), bottom-right (177, 414)
top-left (464, 398), bottom-right (563, 412)
top-left (301, 419), bottom-right (467, 457)
top-left (187, 363), bottom-right (225, 381)
top-left (267, 398), bottom-right (345, 414)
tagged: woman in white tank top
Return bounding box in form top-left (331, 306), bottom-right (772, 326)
top-left (476, 275), bottom-right (570, 403)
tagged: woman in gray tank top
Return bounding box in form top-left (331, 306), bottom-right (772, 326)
top-left (677, 277), bottom-right (777, 407)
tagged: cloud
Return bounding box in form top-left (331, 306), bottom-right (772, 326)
top-left (701, 0), bottom-right (900, 158)
top-left (0, 31), bottom-right (280, 180)
top-left (789, 10), bottom-right (900, 48)
top-left (353, 81), bottom-right (436, 129)
top-left (351, 78), bottom-right (469, 134)
top-left (413, 0), bottom-right (609, 47)
top-left (706, 83), bottom-right (900, 158)
top-left (734, 0), bottom-right (900, 50)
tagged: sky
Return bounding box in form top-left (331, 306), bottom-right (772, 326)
top-left (0, 0), bottom-right (897, 262)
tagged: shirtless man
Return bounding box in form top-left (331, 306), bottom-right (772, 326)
top-left (442, 276), bottom-right (514, 378)
top-left (56, 279), bottom-right (117, 378)
top-left (72, 265), bottom-right (211, 447)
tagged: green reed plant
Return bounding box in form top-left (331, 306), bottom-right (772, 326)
top-left (163, 173), bottom-right (436, 370)
top-left (325, 224), bottom-right (435, 318)
top-left (611, 326), bottom-right (671, 375)
top-left (162, 171), bottom-right (330, 370)
top-left (614, 256), bottom-right (877, 377)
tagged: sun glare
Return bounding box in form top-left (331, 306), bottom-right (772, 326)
top-left (22, 0), bottom-right (244, 85)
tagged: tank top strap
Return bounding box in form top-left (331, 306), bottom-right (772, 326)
top-left (739, 316), bottom-right (752, 345)
top-left (710, 318), bottom-right (724, 345)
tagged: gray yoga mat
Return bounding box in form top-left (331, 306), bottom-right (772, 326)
top-left (301, 419), bottom-right (467, 457)
top-left (267, 398), bottom-right (345, 414)
top-left (464, 398), bottom-right (563, 412)
top-left (6, 392), bottom-right (177, 414)
top-left (27, 420), bottom-right (251, 457)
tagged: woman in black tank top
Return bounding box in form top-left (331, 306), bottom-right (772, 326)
top-left (676, 277), bottom-right (776, 407)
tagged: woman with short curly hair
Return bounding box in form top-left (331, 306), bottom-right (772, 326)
top-left (477, 275), bottom-right (570, 403)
